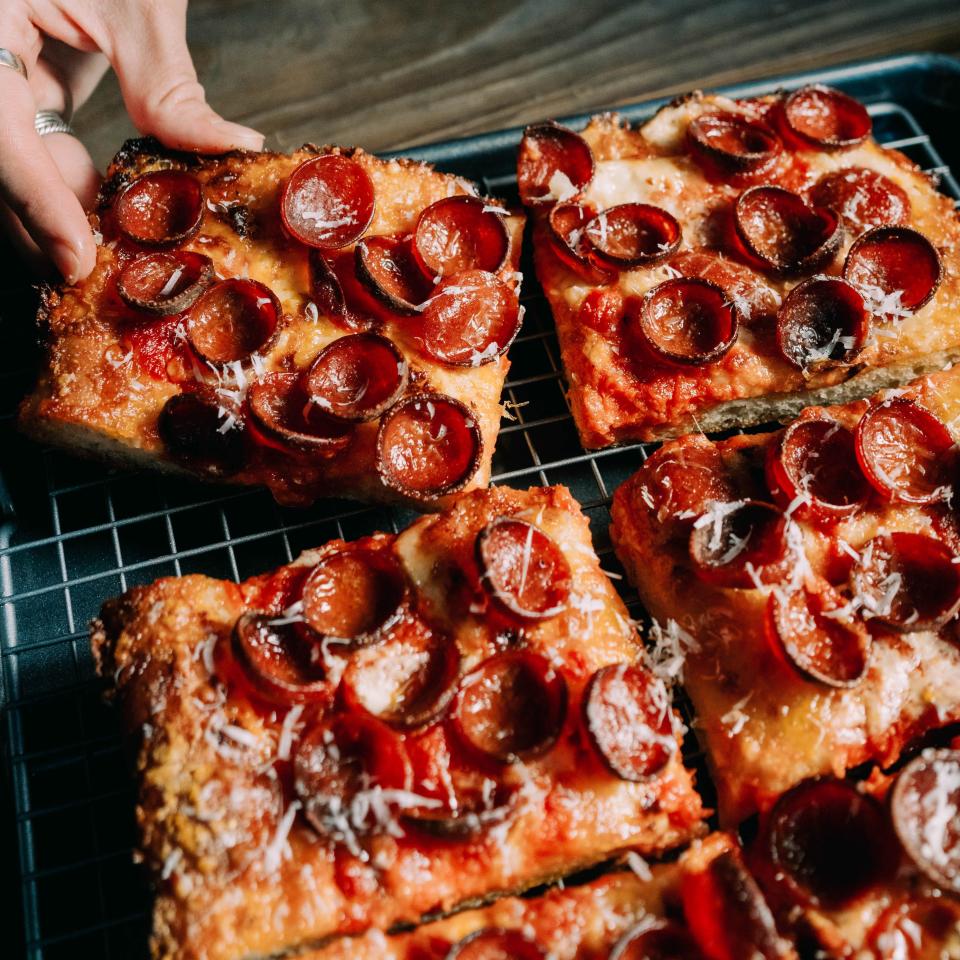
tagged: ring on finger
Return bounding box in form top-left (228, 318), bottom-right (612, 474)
top-left (0, 48), bottom-right (28, 81)
top-left (35, 109), bottom-right (75, 138)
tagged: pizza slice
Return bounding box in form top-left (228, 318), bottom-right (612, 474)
top-left (92, 484), bottom-right (703, 960)
top-left (518, 84), bottom-right (960, 447)
top-left (20, 137), bottom-right (526, 510)
top-left (610, 364), bottom-right (960, 824)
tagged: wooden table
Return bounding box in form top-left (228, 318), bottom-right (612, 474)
top-left (75, 0), bottom-right (960, 169)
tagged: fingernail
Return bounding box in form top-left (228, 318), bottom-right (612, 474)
top-left (212, 120), bottom-right (265, 150)
top-left (53, 243), bottom-right (81, 285)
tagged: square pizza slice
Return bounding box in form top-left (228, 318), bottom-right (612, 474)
top-left (20, 137), bottom-right (526, 510)
top-left (519, 84), bottom-right (960, 447)
top-left (92, 485), bottom-right (703, 960)
top-left (611, 365), bottom-right (960, 824)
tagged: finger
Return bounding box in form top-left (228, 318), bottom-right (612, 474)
top-left (105, 1), bottom-right (263, 153)
top-left (0, 70), bottom-right (96, 283)
top-left (44, 132), bottom-right (101, 211)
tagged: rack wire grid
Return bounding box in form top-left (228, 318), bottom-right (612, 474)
top-left (3, 56), bottom-right (960, 960)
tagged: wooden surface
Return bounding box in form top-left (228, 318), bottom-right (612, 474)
top-left (75, 0), bottom-right (960, 170)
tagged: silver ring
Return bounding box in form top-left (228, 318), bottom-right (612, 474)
top-left (35, 109), bottom-right (75, 138)
top-left (0, 48), bottom-right (28, 81)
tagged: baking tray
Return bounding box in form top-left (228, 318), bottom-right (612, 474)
top-left (2, 51), bottom-right (959, 960)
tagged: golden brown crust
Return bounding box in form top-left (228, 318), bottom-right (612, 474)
top-left (93, 485), bottom-right (703, 960)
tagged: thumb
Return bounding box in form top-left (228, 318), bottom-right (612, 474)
top-left (105, 1), bottom-right (263, 154)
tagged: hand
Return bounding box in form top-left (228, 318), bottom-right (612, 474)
top-left (0, 1), bottom-right (264, 284)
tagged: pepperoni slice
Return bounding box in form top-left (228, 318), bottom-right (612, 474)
top-left (734, 185), bottom-right (842, 276)
top-left (766, 416), bottom-right (870, 521)
top-left (187, 279), bottom-right (280, 365)
top-left (852, 532), bottom-right (960, 631)
top-left (354, 235), bottom-right (430, 316)
top-left (638, 435), bottom-right (737, 524)
top-left (687, 113), bottom-right (781, 175)
top-left (843, 226), bottom-right (942, 316)
top-left (412, 196), bottom-right (510, 279)
top-left (782, 84), bottom-right (872, 149)
top-left (681, 846), bottom-right (786, 960)
top-left (869, 897), bottom-right (960, 960)
top-left (293, 714), bottom-right (411, 839)
top-left (765, 580), bottom-right (871, 687)
top-left (231, 611), bottom-right (329, 704)
top-left (670, 250), bottom-right (781, 324)
top-left (247, 372), bottom-right (353, 455)
top-left (453, 651), bottom-right (567, 764)
top-left (300, 543), bottom-right (406, 645)
top-left (810, 168), bottom-right (910, 234)
top-left (158, 390), bottom-right (245, 476)
top-left (376, 393), bottom-right (482, 499)
top-left (583, 664), bottom-right (676, 781)
top-left (854, 397), bottom-right (954, 504)
top-left (517, 122), bottom-right (595, 205)
top-left (117, 251), bottom-right (213, 316)
top-left (689, 500), bottom-right (791, 588)
top-left (303, 333), bottom-right (408, 422)
top-left (547, 203), bottom-right (616, 284)
top-left (626, 277), bottom-right (739, 367)
top-left (339, 627), bottom-right (460, 730)
top-left (446, 928), bottom-right (546, 960)
top-left (584, 204), bottom-right (682, 269)
top-left (764, 777), bottom-right (898, 908)
top-left (610, 920), bottom-right (704, 960)
top-left (113, 170), bottom-right (204, 247)
top-left (891, 749), bottom-right (960, 893)
top-left (776, 276), bottom-right (869, 372)
top-left (280, 154), bottom-right (375, 249)
top-left (416, 270), bottom-right (521, 367)
top-left (475, 517), bottom-right (571, 620)
top-left (310, 251), bottom-right (373, 332)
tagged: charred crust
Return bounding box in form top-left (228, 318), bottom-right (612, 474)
top-left (34, 283), bottom-right (60, 338)
top-left (664, 90), bottom-right (704, 111)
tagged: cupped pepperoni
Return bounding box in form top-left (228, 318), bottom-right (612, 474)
top-left (446, 928), bottom-right (546, 960)
top-left (843, 226), bottom-right (942, 316)
top-left (687, 113), bottom-right (781, 175)
top-left (310, 250), bottom-right (373, 332)
top-left (377, 396), bottom-right (481, 504)
top-left (583, 664), bottom-right (676, 781)
top-left (610, 920), bottom-right (704, 960)
top-left (765, 580), bottom-right (871, 687)
top-left (891, 749), bottom-right (960, 893)
top-left (475, 517), bottom-right (571, 620)
top-left (412, 196), bottom-right (510, 279)
top-left (158, 390), bottom-right (245, 476)
top-left (416, 270), bottom-right (521, 367)
top-left (584, 204), bottom-right (682, 269)
top-left (689, 501), bottom-right (791, 588)
top-left (339, 628), bottom-right (460, 730)
top-left (810, 168), bottom-right (910, 234)
top-left (765, 416), bottom-right (870, 521)
top-left (852, 532), bottom-right (960, 631)
top-left (293, 713), bottom-right (411, 839)
top-left (626, 277), bottom-right (739, 367)
top-left (117, 251), bottom-right (214, 316)
top-left (869, 897), bottom-right (960, 960)
top-left (782, 84), bottom-right (871, 149)
top-left (547, 203), bottom-right (616, 285)
top-left (354, 235), bottom-right (431, 316)
top-left (247, 372), bottom-right (353, 455)
top-left (776, 276), bottom-right (869, 372)
top-left (187, 279), bottom-right (280, 365)
top-left (638, 435), bottom-right (737, 524)
top-left (114, 170), bottom-right (204, 247)
top-left (763, 777), bottom-right (898, 908)
top-left (300, 543), bottom-right (406, 645)
top-left (854, 397), bottom-right (954, 504)
top-left (280, 154), bottom-right (375, 249)
top-left (453, 651), bottom-right (567, 764)
top-left (303, 333), bottom-right (408, 422)
top-left (231, 611), bottom-right (329, 704)
top-left (517, 122), bottom-right (594, 205)
top-left (734, 186), bottom-right (842, 276)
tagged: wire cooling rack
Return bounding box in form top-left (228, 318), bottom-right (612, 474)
top-left (2, 53), bottom-right (959, 960)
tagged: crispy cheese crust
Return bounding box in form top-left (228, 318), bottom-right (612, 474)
top-left (532, 92), bottom-right (960, 447)
top-left (610, 367), bottom-right (960, 825)
top-left (92, 485), bottom-right (703, 960)
top-left (20, 138), bottom-right (525, 510)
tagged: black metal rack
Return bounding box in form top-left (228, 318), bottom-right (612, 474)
top-left (2, 52), bottom-right (959, 960)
